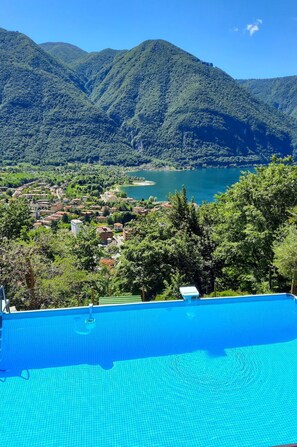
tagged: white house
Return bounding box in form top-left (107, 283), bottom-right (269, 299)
top-left (71, 219), bottom-right (83, 236)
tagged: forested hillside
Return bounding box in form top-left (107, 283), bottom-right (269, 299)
top-left (83, 39), bottom-right (296, 166)
top-left (0, 28), bottom-right (296, 167)
top-left (0, 29), bottom-right (140, 165)
top-left (39, 42), bottom-right (87, 64)
top-left (239, 76), bottom-right (297, 121)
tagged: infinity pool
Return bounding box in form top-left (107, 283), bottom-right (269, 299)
top-left (1, 294), bottom-right (297, 447)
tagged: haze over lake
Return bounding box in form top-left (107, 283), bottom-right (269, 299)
top-left (122, 168), bottom-right (254, 203)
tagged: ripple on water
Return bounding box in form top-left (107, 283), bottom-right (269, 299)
top-left (169, 347), bottom-right (264, 393)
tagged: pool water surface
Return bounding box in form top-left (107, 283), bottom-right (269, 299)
top-left (1, 295), bottom-right (297, 447)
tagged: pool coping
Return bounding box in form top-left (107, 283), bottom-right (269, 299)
top-left (2, 292), bottom-right (296, 320)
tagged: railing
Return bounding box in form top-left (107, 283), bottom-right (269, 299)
top-left (0, 286), bottom-right (10, 314)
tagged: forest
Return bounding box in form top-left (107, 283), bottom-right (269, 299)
top-left (1, 28), bottom-right (296, 168)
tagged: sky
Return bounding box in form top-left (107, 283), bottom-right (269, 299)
top-left (1, 0), bottom-right (296, 79)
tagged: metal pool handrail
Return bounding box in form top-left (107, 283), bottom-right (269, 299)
top-left (0, 286), bottom-right (10, 314)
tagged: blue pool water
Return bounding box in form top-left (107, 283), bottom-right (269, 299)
top-left (1, 295), bottom-right (297, 447)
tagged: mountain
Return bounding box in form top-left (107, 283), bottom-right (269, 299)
top-left (238, 76), bottom-right (297, 121)
top-left (77, 39), bottom-right (296, 166)
top-left (70, 49), bottom-right (126, 94)
top-left (39, 42), bottom-right (126, 93)
top-left (39, 42), bottom-right (87, 64)
top-left (0, 29), bottom-right (141, 165)
top-left (1, 30), bottom-right (296, 167)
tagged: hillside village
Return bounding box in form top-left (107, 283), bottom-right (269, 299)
top-left (0, 174), bottom-right (172, 270)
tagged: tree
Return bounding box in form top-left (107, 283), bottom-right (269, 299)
top-left (62, 213), bottom-right (69, 223)
top-left (168, 186), bottom-right (199, 235)
top-left (118, 238), bottom-right (173, 300)
top-left (0, 199), bottom-right (32, 240)
top-left (117, 189), bottom-right (215, 299)
top-left (102, 206), bottom-right (110, 217)
top-left (213, 160), bottom-right (297, 292)
top-left (72, 226), bottom-right (103, 271)
top-left (273, 225), bottom-right (297, 294)
top-left (0, 240), bottom-right (49, 309)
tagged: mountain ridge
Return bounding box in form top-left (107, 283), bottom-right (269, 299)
top-left (0, 29), bottom-right (141, 165)
top-left (39, 42), bottom-right (87, 64)
top-left (0, 28), bottom-right (296, 167)
top-left (81, 38), bottom-right (296, 166)
top-left (238, 76), bottom-right (297, 121)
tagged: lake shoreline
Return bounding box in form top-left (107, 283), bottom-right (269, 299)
top-left (119, 167), bottom-right (254, 203)
top-left (125, 163), bottom-right (261, 173)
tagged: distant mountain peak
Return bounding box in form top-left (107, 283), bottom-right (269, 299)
top-left (39, 42), bottom-right (87, 64)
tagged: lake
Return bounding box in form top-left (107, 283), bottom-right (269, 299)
top-left (121, 168), bottom-right (254, 203)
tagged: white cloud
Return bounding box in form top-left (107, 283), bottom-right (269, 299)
top-left (246, 19), bottom-right (263, 36)
top-left (233, 27), bottom-right (239, 32)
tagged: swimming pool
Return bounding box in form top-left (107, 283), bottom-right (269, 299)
top-left (1, 294), bottom-right (297, 447)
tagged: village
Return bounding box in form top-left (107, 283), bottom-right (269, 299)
top-left (0, 176), bottom-right (172, 269)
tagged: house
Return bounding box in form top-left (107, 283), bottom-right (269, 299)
top-left (51, 202), bottom-right (63, 212)
top-left (70, 198), bottom-right (81, 205)
top-left (99, 258), bottom-right (116, 269)
top-left (123, 227), bottom-right (133, 241)
top-left (101, 192), bottom-right (117, 202)
top-left (96, 216), bottom-right (107, 223)
top-left (96, 226), bottom-right (113, 244)
top-left (33, 222), bottom-right (43, 229)
top-left (36, 201), bottom-right (51, 210)
top-left (114, 222), bottom-right (123, 232)
top-left (82, 211), bottom-right (94, 218)
top-left (71, 219), bottom-right (83, 236)
top-left (41, 219), bottom-right (52, 226)
top-left (161, 202), bottom-right (172, 209)
top-left (132, 207), bottom-right (148, 215)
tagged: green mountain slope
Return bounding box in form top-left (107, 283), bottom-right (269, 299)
top-left (1, 32), bottom-right (296, 167)
top-left (0, 29), bottom-right (139, 165)
top-left (39, 42), bottom-right (125, 91)
top-left (70, 49), bottom-right (126, 93)
top-left (39, 42), bottom-right (87, 64)
top-left (238, 76), bottom-right (297, 121)
top-left (86, 39), bottom-right (296, 166)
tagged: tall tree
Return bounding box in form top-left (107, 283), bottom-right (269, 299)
top-left (213, 158), bottom-right (297, 292)
top-left (0, 199), bottom-right (32, 240)
top-left (72, 226), bottom-right (103, 271)
top-left (273, 225), bottom-right (297, 294)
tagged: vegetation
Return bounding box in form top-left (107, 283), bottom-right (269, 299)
top-left (0, 28), bottom-right (142, 166)
top-left (1, 158), bottom-right (297, 309)
top-left (39, 42), bottom-right (87, 64)
top-left (79, 39), bottom-right (297, 167)
top-left (118, 157), bottom-right (297, 299)
top-left (0, 28), bottom-right (296, 168)
top-left (239, 76), bottom-right (297, 121)
top-left (273, 225), bottom-right (297, 294)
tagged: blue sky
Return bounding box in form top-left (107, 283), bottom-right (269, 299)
top-left (1, 0), bottom-right (296, 79)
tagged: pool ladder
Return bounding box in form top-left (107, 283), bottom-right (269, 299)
top-left (0, 286), bottom-right (10, 314)
top-left (0, 286), bottom-right (10, 362)
top-left (0, 317), bottom-right (2, 361)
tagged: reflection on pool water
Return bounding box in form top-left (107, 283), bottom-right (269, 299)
top-left (1, 294), bottom-right (297, 447)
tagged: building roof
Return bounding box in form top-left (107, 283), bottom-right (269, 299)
top-left (71, 219), bottom-right (83, 224)
top-left (97, 226), bottom-right (113, 233)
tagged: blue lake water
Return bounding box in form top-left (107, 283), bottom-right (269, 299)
top-left (121, 168), bottom-right (254, 203)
